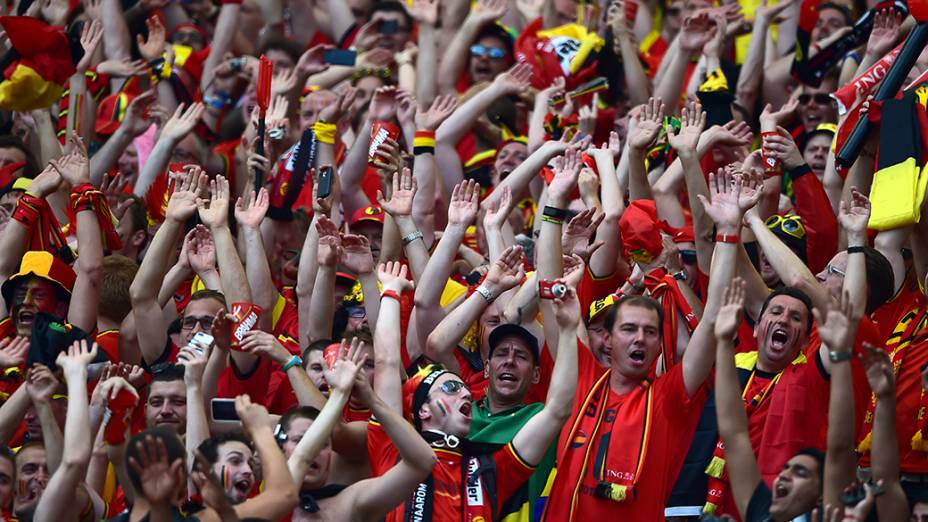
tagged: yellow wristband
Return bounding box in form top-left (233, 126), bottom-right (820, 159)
top-left (314, 121), bottom-right (337, 144)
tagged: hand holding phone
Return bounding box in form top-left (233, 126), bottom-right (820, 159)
top-left (316, 166), bottom-right (334, 199)
top-left (323, 49), bottom-right (357, 67)
top-left (211, 399), bottom-right (239, 423)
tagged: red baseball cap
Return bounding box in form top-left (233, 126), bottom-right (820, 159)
top-left (350, 206), bottom-right (385, 227)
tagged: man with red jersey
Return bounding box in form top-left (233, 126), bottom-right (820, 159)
top-left (370, 261), bottom-right (579, 521)
top-left (538, 149), bottom-right (753, 519)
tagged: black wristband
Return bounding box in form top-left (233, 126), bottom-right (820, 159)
top-left (786, 163), bottom-right (813, 181)
top-left (543, 205), bottom-right (568, 220)
top-left (847, 245), bottom-right (865, 254)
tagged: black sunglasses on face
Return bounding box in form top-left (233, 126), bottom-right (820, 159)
top-left (798, 94), bottom-right (834, 106)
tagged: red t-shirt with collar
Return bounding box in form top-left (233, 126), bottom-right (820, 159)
top-left (94, 329), bottom-right (120, 363)
top-left (367, 419), bottom-right (536, 521)
top-left (541, 342), bottom-right (707, 521)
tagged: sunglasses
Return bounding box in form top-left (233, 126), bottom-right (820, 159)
top-left (432, 379), bottom-right (467, 396)
top-left (470, 44), bottom-right (507, 60)
top-left (347, 306), bottom-right (366, 319)
top-left (181, 315), bottom-right (215, 331)
top-left (798, 94), bottom-right (834, 106)
top-left (765, 214), bottom-right (806, 240)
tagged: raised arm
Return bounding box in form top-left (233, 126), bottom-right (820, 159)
top-left (130, 168), bottom-right (207, 365)
top-left (667, 102), bottom-right (713, 273)
top-left (683, 168), bottom-right (762, 396)
top-left (379, 168), bottom-right (431, 283)
top-left (424, 246), bottom-right (524, 370)
top-left (862, 345), bottom-right (910, 522)
top-left (654, 13), bottom-right (712, 114)
top-left (229, 397), bottom-right (298, 521)
top-left (90, 91), bottom-right (156, 186)
top-left (307, 216), bottom-right (341, 342)
top-left (588, 132), bottom-right (628, 279)
top-left (33, 341), bottom-right (97, 522)
top-left (235, 189), bottom-right (281, 329)
top-left (134, 103), bottom-right (206, 198)
top-left (815, 292), bottom-right (861, 507)
top-left (608, 1), bottom-right (651, 106)
top-left (436, 0), bottom-right (506, 94)
top-left (626, 97), bottom-right (664, 201)
top-left (373, 262), bottom-right (414, 413)
top-left (511, 279), bottom-right (579, 466)
top-left (197, 175), bottom-right (259, 374)
top-left (407, 0), bottom-right (439, 103)
top-left (177, 338), bottom-right (211, 487)
top-left (713, 280), bottom-right (763, 520)
top-left (200, 2), bottom-right (241, 94)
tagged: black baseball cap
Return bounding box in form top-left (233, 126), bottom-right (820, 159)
top-left (488, 324), bottom-right (540, 362)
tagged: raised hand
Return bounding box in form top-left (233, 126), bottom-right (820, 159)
top-left (697, 168), bottom-right (746, 230)
top-left (447, 179), bottom-right (481, 225)
top-left (128, 435), bottom-right (185, 505)
top-left (578, 93), bottom-right (599, 137)
top-left (76, 19), bottom-right (103, 73)
top-left (196, 175), bottom-right (231, 229)
top-left (166, 167), bottom-right (206, 223)
top-left (470, 0), bottom-right (507, 25)
top-left (239, 330), bottom-right (291, 366)
top-left (55, 339), bottom-right (99, 375)
top-left (378, 167), bottom-right (417, 217)
top-left (415, 94), bottom-right (457, 131)
top-left (763, 127), bottom-right (804, 170)
top-left (629, 97), bottom-right (665, 152)
top-left (551, 279), bottom-right (581, 329)
top-left (120, 91), bottom-right (157, 137)
top-left (548, 147), bottom-right (583, 203)
top-left (234, 188), bottom-right (269, 230)
top-left (839, 187), bottom-right (871, 237)
top-left (372, 137), bottom-right (402, 182)
top-left (25, 364), bottom-right (59, 405)
top-left (316, 216), bottom-right (343, 267)
top-left (323, 337), bottom-right (368, 394)
top-left (562, 208), bottom-right (606, 262)
top-left (160, 103), bottom-right (205, 144)
top-left (319, 86), bottom-right (358, 124)
top-left (484, 245), bottom-right (526, 294)
top-left (492, 63), bottom-right (533, 95)
top-left (378, 261), bottom-right (414, 293)
top-left (866, 8), bottom-right (902, 58)
top-left (96, 58), bottom-right (149, 78)
top-left (813, 290), bottom-right (858, 354)
top-left (235, 395), bottom-right (273, 434)
top-left (714, 277), bottom-right (745, 342)
top-left (759, 97), bottom-right (799, 130)
top-left (483, 186), bottom-right (513, 231)
top-left (50, 133), bottom-right (91, 186)
top-left (0, 337), bottom-right (28, 369)
top-left (96, 376), bottom-right (138, 407)
top-left (667, 101), bottom-right (706, 153)
top-left (137, 16), bottom-right (166, 62)
top-left (177, 338), bottom-right (210, 386)
top-left (342, 234), bottom-right (374, 274)
top-left (702, 12), bottom-right (727, 57)
top-left (186, 225), bottom-right (217, 275)
top-left (736, 167), bottom-right (763, 212)
top-left (405, 0), bottom-right (439, 25)
top-left (369, 86), bottom-right (399, 121)
top-left (862, 343), bottom-right (894, 399)
top-left (27, 164), bottom-right (63, 199)
top-left (679, 12), bottom-right (715, 54)
top-left (297, 44), bottom-right (331, 77)
top-left (562, 253), bottom-right (586, 289)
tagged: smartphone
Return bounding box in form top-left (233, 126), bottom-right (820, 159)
top-left (316, 165), bottom-right (334, 199)
top-left (211, 399), bottom-right (239, 423)
top-left (323, 49), bottom-right (357, 67)
top-left (538, 280), bottom-right (567, 300)
top-left (379, 20), bottom-right (399, 34)
top-left (191, 332), bottom-right (214, 356)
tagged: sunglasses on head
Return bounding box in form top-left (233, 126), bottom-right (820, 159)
top-left (798, 94), bottom-right (834, 106)
top-left (470, 44), bottom-right (507, 60)
top-left (765, 214), bottom-right (806, 240)
top-left (181, 315), bottom-right (215, 330)
top-left (433, 379), bottom-right (467, 396)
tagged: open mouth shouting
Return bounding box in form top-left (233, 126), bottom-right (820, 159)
top-left (14, 307), bottom-right (36, 330)
top-left (768, 327), bottom-right (791, 355)
top-left (627, 347), bottom-right (647, 367)
top-left (458, 401), bottom-right (472, 419)
top-left (773, 479), bottom-right (790, 501)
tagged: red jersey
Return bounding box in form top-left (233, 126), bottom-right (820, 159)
top-left (541, 343), bottom-right (707, 521)
top-left (271, 294), bottom-right (301, 355)
top-left (367, 420), bottom-right (536, 521)
top-left (343, 403), bottom-right (371, 423)
top-left (94, 329), bottom-right (120, 363)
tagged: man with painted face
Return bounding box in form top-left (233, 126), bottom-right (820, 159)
top-left (196, 432), bottom-right (257, 505)
top-left (373, 261), bottom-right (579, 521)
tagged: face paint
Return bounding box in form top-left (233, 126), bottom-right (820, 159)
top-left (436, 398), bottom-right (449, 417)
top-left (221, 465), bottom-right (230, 490)
top-left (17, 479), bottom-right (25, 498)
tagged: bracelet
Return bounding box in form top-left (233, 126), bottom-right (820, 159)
top-left (402, 230), bottom-right (424, 246)
top-left (847, 246), bottom-right (865, 254)
top-left (543, 205), bottom-right (568, 220)
top-left (413, 130), bottom-right (436, 155)
top-left (786, 163), bottom-right (813, 181)
top-left (828, 350), bottom-right (853, 363)
top-left (715, 232), bottom-right (740, 244)
top-left (381, 289), bottom-right (401, 301)
top-left (475, 285), bottom-right (495, 303)
top-left (313, 121), bottom-right (337, 145)
top-left (281, 355), bottom-right (303, 372)
top-left (540, 215), bottom-right (563, 225)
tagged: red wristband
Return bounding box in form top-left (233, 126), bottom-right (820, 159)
top-left (381, 289), bottom-right (401, 301)
top-left (414, 130), bottom-right (436, 140)
top-left (715, 232), bottom-right (740, 244)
